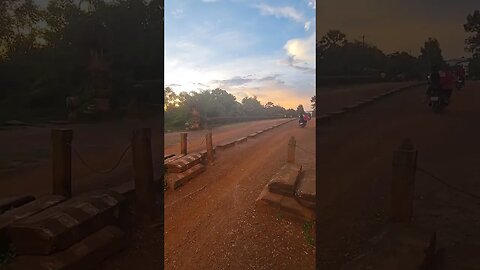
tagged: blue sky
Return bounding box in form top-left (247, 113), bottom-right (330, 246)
top-left (165, 0), bottom-right (316, 110)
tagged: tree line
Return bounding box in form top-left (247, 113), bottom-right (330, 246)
top-left (317, 9), bottom-right (480, 84)
top-left (164, 87), bottom-right (309, 131)
top-left (0, 0), bottom-right (162, 122)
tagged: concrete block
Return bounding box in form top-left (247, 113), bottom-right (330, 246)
top-left (164, 154), bottom-right (175, 160)
top-left (256, 184), bottom-right (315, 222)
top-left (165, 153), bottom-right (204, 173)
top-left (279, 196), bottom-right (315, 222)
top-left (166, 163), bottom-right (206, 190)
top-left (267, 163), bottom-right (302, 197)
top-left (235, 137), bottom-right (247, 144)
top-left (0, 195), bottom-right (66, 231)
top-left (0, 196), bottom-right (35, 215)
top-left (7, 226), bottom-right (126, 270)
top-left (295, 171), bottom-right (315, 209)
top-left (216, 141), bottom-right (236, 151)
top-left (256, 184), bottom-right (283, 208)
top-left (164, 154), bottom-right (184, 165)
top-left (8, 190), bottom-right (126, 255)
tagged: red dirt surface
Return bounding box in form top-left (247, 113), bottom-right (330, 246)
top-left (100, 118), bottom-right (316, 270)
top-left (317, 82), bottom-right (480, 269)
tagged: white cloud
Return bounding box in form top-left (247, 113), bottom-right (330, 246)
top-left (283, 33), bottom-right (315, 66)
top-left (254, 4), bottom-right (304, 23)
top-left (253, 4), bottom-right (313, 32)
top-left (304, 21), bottom-right (311, 31)
top-left (171, 9), bottom-right (184, 18)
top-left (307, 0), bottom-right (316, 9)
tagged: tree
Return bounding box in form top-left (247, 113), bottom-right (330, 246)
top-left (464, 10), bottom-right (480, 56)
top-left (0, 0), bottom-right (42, 59)
top-left (419, 38), bottom-right (445, 71)
top-left (465, 10), bottom-right (480, 78)
top-left (319, 30), bottom-right (347, 51)
top-left (387, 51), bottom-right (422, 79)
top-left (242, 96), bottom-right (264, 116)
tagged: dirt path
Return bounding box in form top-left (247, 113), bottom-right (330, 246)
top-left (164, 118), bottom-right (291, 156)
top-left (317, 82), bottom-right (480, 269)
top-left (100, 119), bottom-right (316, 270)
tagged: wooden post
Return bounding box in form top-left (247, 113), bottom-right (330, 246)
top-left (287, 136), bottom-right (296, 163)
top-left (180, 133), bottom-right (187, 155)
top-left (206, 132), bottom-right (214, 163)
top-left (391, 138), bottom-right (418, 223)
top-left (132, 128), bottom-right (155, 226)
top-left (51, 129), bottom-right (73, 198)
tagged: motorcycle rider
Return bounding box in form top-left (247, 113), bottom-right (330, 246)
top-left (456, 64), bottom-right (466, 87)
top-left (297, 104), bottom-right (307, 124)
top-left (426, 64), bottom-right (441, 103)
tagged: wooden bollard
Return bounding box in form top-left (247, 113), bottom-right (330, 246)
top-left (206, 132), bottom-right (214, 163)
top-left (180, 133), bottom-right (187, 155)
top-left (391, 138), bottom-right (418, 223)
top-left (52, 129), bottom-right (73, 198)
top-left (287, 136), bottom-right (296, 163)
top-left (132, 128), bottom-right (155, 226)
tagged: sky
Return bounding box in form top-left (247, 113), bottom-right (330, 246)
top-left (318, 0), bottom-right (479, 59)
top-left (165, 0), bottom-right (316, 110)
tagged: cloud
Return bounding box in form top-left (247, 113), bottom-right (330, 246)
top-left (254, 4), bottom-right (304, 23)
top-left (304, 21), bottom-right (311, 31)
top-left (211, 74), bottom-right (285, 88)
top-left (307, 0), bottom-right (316, 9)
top-left (282, 56), bottom-right (315, 73)
top-left (282, 33), bottom-right (315, 72)
top-left (253, 4), bottom-right (313, 32)
top-left (171, 9), bottom-right (184, 18)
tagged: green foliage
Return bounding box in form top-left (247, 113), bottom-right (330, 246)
top-left (465, 10), bottom-right (480, 79)
top-left (0, 0), bottom-right (163, 121)
top-left (164, 88), bottom-right (291, 131)
top-left (419, 38), bottom-right (446, 70)
top-left (464, 10), bottom-right (480, 56)
top-left (302, 221), bottom-right (315, 247)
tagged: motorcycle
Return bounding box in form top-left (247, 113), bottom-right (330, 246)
top-left (456, 78), bottom-right (465, 90)
top-left (299, 115), bottom-right (308, 128)
top-left (428, 89), bottom-right (448, 113)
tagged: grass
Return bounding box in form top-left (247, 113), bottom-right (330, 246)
top-left (302, 221), bottom-right (315, 247)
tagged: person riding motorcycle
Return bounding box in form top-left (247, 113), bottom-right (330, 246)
top-left (426, 65), bottom-right (441, 102)
top-left (297, 104), bottom-right (307, 124)
top-left (456, 65), bottom-right (466, 87)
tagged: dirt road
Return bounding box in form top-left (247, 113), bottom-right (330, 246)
top-left (100, 117), bottom-right (316, 270)
top-left (317, 82), bottom-right (480, 269)
top-left (0, 81), bottom-right (410, 198)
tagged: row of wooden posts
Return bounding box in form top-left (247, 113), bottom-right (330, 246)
top-left (50, 129), bottom-right (217, 225)
top-left (178, 132), bottom-right (215, 163)
top-left (51, 128), bottom-right (156, 225)
top-left (51, 127), bottom-right (417, 225)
